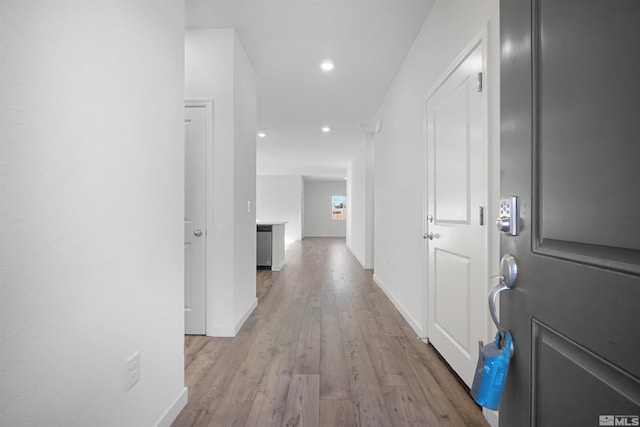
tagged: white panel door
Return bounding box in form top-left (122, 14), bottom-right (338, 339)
top-left (426, 42), bottom-right (487, 387)
top-left (184, 106), bottom-right (207, 335)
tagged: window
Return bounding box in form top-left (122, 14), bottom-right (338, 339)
top-left (332, 195), bottom-right (345, 220)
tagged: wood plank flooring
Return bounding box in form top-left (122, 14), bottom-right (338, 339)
top-left (172, 237), bottom-right (488, 427)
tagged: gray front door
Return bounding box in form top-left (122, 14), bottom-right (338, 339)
top-left (500, 1), bottom-right (640, 425)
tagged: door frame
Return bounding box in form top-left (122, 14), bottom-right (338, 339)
top-left (421, 27), bottom-right (497, 352)
top-left (185, 99), bottom-right (213, 335)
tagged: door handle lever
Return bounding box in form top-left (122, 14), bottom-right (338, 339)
top-left (488, 254), bottom-right (518, 332)
top-left (489, 281), bottom-right (509, 332)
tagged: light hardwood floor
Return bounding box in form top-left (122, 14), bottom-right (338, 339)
top-left (172, 237), bottom-right (489, 427)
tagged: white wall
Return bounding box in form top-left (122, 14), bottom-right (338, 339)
top-left (365, 134), bottom-right (375, 268)
top-left (232, 33), bottom-right (259, 332)
top-left (372, 0), bottom-right (500, 339)
top-left (0, 2), bottom-right (187, 426)
top-left (346, 134), bottom-right (375, 269)
top-left (256, 175), bottom-right (303, 240)
top-left (185, 29), bottom-right (257, 336)
top-left (303, 180), bottom-right (347, 237)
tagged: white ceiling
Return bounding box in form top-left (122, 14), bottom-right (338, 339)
top-left (186, 0), bottom-right (435, 179)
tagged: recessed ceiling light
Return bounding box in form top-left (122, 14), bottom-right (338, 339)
top-left (320, 60), bottom-right (334, 71)
top-left (321, 126), bottom-right (331, 132)
top-left (344, 177), bottom-right (347, 180)
top-left (257, 132), bottom-right (266, 138)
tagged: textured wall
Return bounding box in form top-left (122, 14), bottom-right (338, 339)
top-left (0, 2), bottom-right (186, 426)
top-left (304, 180), bottom-right (347, 237)
top-left (373, 0), bottom-right (500, 338)
top-left (257, 175), bottom-right (303, 241)
top-left (185, 29), bottom-right (257, 336)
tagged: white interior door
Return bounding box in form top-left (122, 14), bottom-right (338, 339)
top-left (184, 105), bottom-right (207, 335)
top-left (426, 42), bottom-right (487, 387)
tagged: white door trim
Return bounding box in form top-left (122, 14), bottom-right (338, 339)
top-left (185, 99), bottom-right (213, 335)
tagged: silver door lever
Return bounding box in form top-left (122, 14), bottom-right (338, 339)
top-left (489, 254), bottom-right (518, 332)
top-left (489, 281), bottom-right (509, 333)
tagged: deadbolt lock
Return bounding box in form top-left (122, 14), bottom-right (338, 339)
top-left (496, 196), bottom-right (519, 236)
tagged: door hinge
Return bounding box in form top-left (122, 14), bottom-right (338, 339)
top-left (477, 72), bottom-right (483, 92)
top-left (479, 206), bottom-right (484, 226)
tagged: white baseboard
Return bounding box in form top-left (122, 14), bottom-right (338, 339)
top-left (207, 298), bottom-right (258, 337)
top-left (207, 325), bottom-right (235, 337)
top-left (346, 244), bottom-right (373, 271)
top-left (272, 259), bottom-right (285, 271)
top-left (234, 297), bottom-right (258, 334)
top-left (373, 274), bottom-right (426, 338)
top-left (154, 387), bottom-right (188, 427)
top-left (483, 408), bottom-right (499, 427)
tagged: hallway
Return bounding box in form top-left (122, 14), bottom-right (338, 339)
top-left (172, 238), bottom-right (488, 427)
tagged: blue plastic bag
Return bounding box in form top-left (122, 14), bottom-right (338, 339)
top-left (470, 330), bottom-right (514, 410)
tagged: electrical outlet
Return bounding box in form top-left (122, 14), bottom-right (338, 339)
top-left (125, 351), bottom-right (141, 392)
